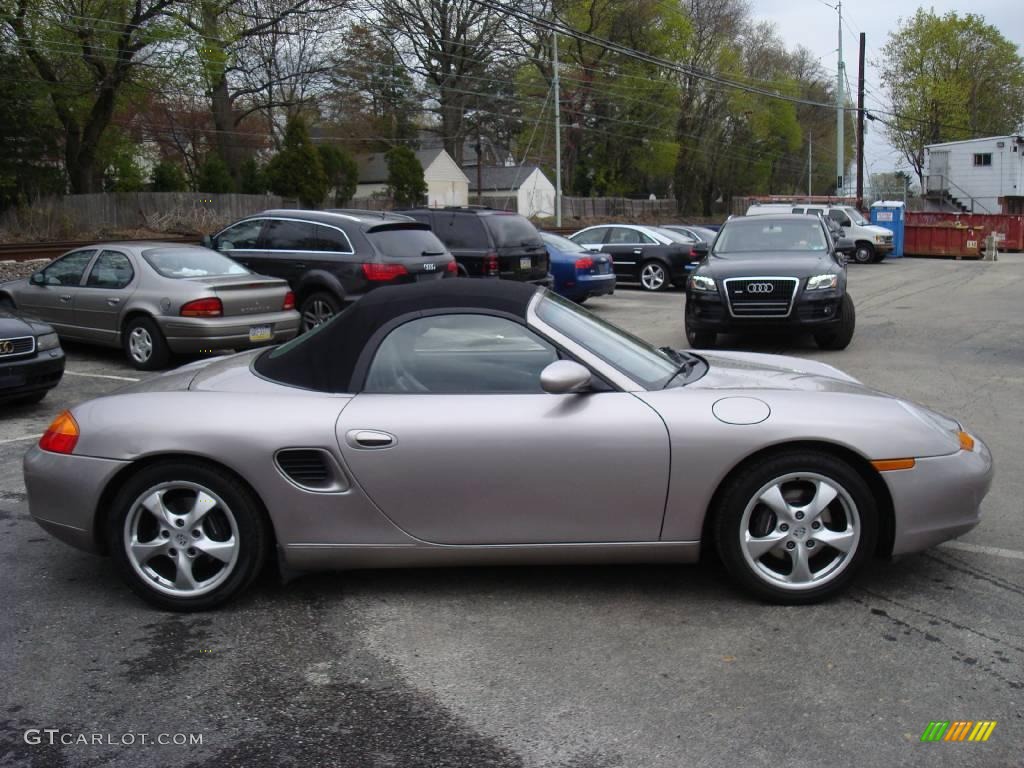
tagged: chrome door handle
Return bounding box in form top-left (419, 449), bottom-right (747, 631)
top-left (632, 248), bottom-right (643, 255)
top-left (59, 294), bottom-right (72, 302)
top-left (347, 430), bottom-right (396, 449)
top-left (107, 298), bottom-right (121, 306)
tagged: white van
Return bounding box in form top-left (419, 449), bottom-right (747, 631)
top-left (746, 202), bottom-right (894, 263)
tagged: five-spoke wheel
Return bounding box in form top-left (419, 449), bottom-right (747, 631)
top-left (639, 261), bottom-right (668, 291)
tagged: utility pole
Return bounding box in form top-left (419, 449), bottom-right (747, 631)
top-left (856, 32), bottom-right (866, 210)
top-left (475, 125), bottom-right (483, 206)
top-left (553, 28), bottom-right (562, 226)
top-left (836, 0), bottom-right (844, 197)
top-left (808, 133), bottom-right (812, 198)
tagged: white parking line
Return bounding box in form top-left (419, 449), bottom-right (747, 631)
top-left (940, 541), bottom-right (1024, 561)
top-left (0, 434), bottom-right (40, 445)
top-left (63, 370), bottom-right (140, 382)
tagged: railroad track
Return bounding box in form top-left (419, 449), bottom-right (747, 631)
top-left (0, 235), bottom-right (195, 263)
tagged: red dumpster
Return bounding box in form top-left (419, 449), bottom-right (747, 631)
top-left (903, 224), bottom-right (985, 259)
top-left (905, 213), bottom-right (1023, 251)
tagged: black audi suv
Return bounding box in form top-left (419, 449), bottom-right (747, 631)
top-left (0, 306), bottom-right (65, 404)
top-left (684, 214), bottom-right (855, 350)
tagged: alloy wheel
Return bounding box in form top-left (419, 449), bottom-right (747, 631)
top-left (123, 481), bottom-right (240, 598)
top-left (738, 472), bottom-right (860, 591)
top-left (301, 299), bottom-right (335, 332)
top-left (640, 262), bottom-right (666, 291)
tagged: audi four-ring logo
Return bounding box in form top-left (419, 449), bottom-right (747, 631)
top-left (0, 341), bottom-right (14, 354)
top-left (745, 283), bottom-right (775, 294)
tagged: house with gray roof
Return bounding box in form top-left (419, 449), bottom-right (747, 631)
top-left (467, 165), bottom-right (556, 218)
top-left (353, 148), bottom-right (469, 207)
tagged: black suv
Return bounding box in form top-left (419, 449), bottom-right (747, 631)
top-left (394, 207), bottom-right (550, 284)
top-left (684, 214), bottom-right (855, 350)
top-left (207, 210), bottom-right (456, 331)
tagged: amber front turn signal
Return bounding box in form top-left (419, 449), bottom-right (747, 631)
top-left (39, 410), bottom-right (79, 454)
top-left (871, 458), bottom-right (916, 471)
top-left (958, 431), bottom-right (975, 452)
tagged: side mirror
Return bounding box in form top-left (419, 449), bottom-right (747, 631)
top-left (200, 234), bottom-right (213, 249)
top-left (540, 360), bottom-right (592, 394)
top-left (30, 272), bottom-right (45, 286)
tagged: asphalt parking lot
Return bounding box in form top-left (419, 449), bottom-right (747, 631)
top-left (2, 255), bottom-right (1022, 767)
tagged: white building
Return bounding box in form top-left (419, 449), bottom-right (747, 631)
top-left (353, 148), bottom-right (469, 207)
top-left (924, 135), bottom-right (1024, 214)
top-left (467, 165), bottom-right (556, 218)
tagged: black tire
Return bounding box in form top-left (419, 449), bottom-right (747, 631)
top-left (852, 243), bottom-right (875, 264)
top-left (713, 450), bottom-right (878, 604)
top-left (575, 296), bottom-right (588, 305)
top-left (685, 323), bottom-right (716, 348)
top-left (107, 460), bottom-right (269, 611)
top-left (639, 260), bottom-right (670, 292)
top-left (299, 291), bottom-right (342, 332)
top-left (122, 316), bottom-right (171, 370)
top-left (814, 293), bottom-right (856, 350)
top-left (0, 294), bottom-right (14, 310)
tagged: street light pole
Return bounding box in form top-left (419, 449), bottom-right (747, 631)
top-left (553, 29), bottom-right (562, 226)
top-left (836, 0), bottom-right (845, 196)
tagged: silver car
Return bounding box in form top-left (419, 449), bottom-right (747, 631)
top-left (0, 242), bottom-right (300, 370)
top-left (23, 280), bottom-right (993, 611)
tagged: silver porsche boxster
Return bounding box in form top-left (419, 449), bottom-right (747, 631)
top-left (24, 280), bottom-right (993, 611)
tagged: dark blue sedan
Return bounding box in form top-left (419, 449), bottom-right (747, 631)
top-left (540, 232), bottom-right (616, 304)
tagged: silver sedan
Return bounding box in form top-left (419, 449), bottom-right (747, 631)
top-left (0, 242), bottom-right (300, 369)
top-left (23, 280), bottom-right (993, 610)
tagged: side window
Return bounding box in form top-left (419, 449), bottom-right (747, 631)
top-left (571, 228), bottom-right (607, 246)
top-left (216, 220), bottom-right (263, 250)
top-left (86, 251), bottom-right (134, 289)
top-left (607, 228), bottom-right (640, 245)
top-left (364, 314), bottom-right (559, 394)
top-left (263, 219), bottom-right (319, 250)
top-left (637, 231), bottom-right (657, 244)
top-left (791, 207), bottom-right (805, 214)
top-left (436, 214), bottom-right (487, 249)
top-left (314, 224), bottom-right (353, 253)
top-left (41, 250), bottom-right (95, 286)
top-left (828, 210), bottom-right (851, 227)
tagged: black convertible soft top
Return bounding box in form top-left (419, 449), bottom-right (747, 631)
top-left (255, 279), bottom-right (540, 392)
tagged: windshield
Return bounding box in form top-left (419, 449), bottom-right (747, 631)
top-left (540, 232), bottom-right (587, 253)
top-left (842, 207), bottom-right (867, 225)
top-left (142, 247), bottom-right (249, 278)
top-left (714, 219), bottom-right (829, 254)
top-left (483, 214), bottom-right (543, 247)
top-left (534, 291), bottom-right (682, 389)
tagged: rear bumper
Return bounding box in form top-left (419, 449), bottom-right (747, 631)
top-left (24, 445), bottom-right (131, 553)
top-left (886, 436), bottom-right (993, 555)
top-left (158, 311), bottom-right (300, 353)
top-left (561, 273), bottom-right (616, 300)
top-left (0, 349), bottom-right (65, 401)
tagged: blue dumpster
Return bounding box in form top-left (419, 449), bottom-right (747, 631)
top-left (870, 201), bottom-right (905, 257)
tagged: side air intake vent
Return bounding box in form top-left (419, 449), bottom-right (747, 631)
top-left (275, 449), bottom-right (348, 492)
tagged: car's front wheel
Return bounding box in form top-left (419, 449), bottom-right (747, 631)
top-left (108, 461), bottom-right (268, 611)
top-left (299, 291), bottom-right (342, 332)
top-left (639, 260), bottom-right (669, 291)
top-left (814, 294), bottom-right (856, 350)
top-left (685, 323), bottom-right (716, 348)
top-left (713, 451), bottom-right (877, 604)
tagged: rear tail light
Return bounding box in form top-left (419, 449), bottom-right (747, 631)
top-left (282, 291), bottom-right (295, 310)
top-left (484, 251), bottom-right (499, 276)
top-left (446, 260), bottom-right (458, 275)
top-left (362, 262), bottom-right (409, 281)
top-left (39, 410), bottom-right (79, 454)
top-left (690, 247), bottom-right (698, 258)
top-left (180, 297), bottom-right (223, 317)
top-left (575, 257), bottom-right (593, 271)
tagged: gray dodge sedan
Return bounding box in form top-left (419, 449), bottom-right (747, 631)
top-left (0, 243), bottom-right (300, 369)
top-left (23, 280), bottom-right (992, 611)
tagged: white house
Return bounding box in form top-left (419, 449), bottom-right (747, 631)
top-left (353, 148), bottom-right (469, 207)
top-left (468, 165), bottom-right (556, 218)
top-left (924, 135), bottom-right (1024, 214)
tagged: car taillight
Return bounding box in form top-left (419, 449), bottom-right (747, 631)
top-left (575, 257), bottom-right (593, 271)
top-left (39, 410), bottom-right (79, 454)
top-left (282, 291), bottom-right (295, 310)
top-left (362, 263), bottom-right (408, 281)
top-left (446, 260), bottom-right (458, 275)
top-left (690, 247), bottom-right (698, 258)
top-left (180, 297), bottom-right (223, 317)
top-left (485, 251), bottom-right (499, 276)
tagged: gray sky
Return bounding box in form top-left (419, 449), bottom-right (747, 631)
top-left (746, 0), bottom-right (1022, 184)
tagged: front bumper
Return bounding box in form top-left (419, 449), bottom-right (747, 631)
top-left (685, 290), bottom-right (844, 331)
top-left (158, 310), bottom-right (300, 354)
top-left (24, 445), bottom-right (131, 553)
top-left (0, 348), bottom-right (65, 401)
top-left (886, 436), bottom-right (994, 555)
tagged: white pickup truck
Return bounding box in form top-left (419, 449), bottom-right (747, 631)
top-left (746, 203), bottom-right (894, 264)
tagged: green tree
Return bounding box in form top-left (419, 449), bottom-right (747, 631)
top-left (386, 146), bottom-right (426, 206)
top-left (197, 153), bottom-right (236, 193)
top-left (239, 157), bottom-right (268, 194)
top-left (265, 116), bottom-right (328, 207)
top-left (151, 160), bottom-right (189, 191)
top-left (880, 9), bottom-right (1024, 185)
top-left (317, 145), bottom-right (359, 205)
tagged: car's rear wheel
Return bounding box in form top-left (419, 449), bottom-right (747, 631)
top-left (299, 291), bottom-right (341, 332)
top-left (108, 461), bottom-right (268, 611)
top-left (852, 243), bottom-right (875, 264)
top-left (639, 260), bottom-right (669, 291)
top-left (0, 294), bottom-right (14, 310)
top-left (123, 316), bottom-right (171, 370)
top-left (814, 294), bottom-right (856, 350)
top-left (713, 451), bottom-right (877, 604)
top-left (685, 324), bottom-right (716, 348)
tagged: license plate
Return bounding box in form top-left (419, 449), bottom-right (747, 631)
top-left (520, 257), bottom-right (532, 270)
top-left (416, 272), bottom-right (442, 282)
top-left (249, 325), bottom-right (272, 343)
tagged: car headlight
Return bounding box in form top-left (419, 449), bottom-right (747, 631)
top-left (688, 275), bottom-right (716, 292)
top-left (874, 235), bottom-right (886, 243)
top-left (36, 332), bottom-right (61, 351)
top-left (807, 274), bottom-right (838, 290)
